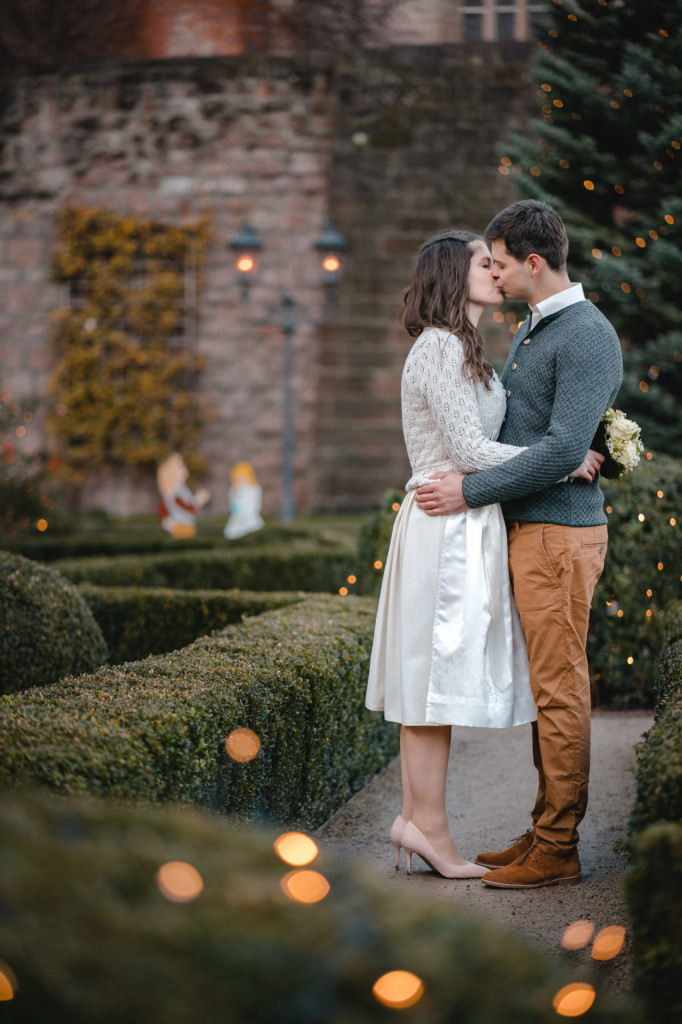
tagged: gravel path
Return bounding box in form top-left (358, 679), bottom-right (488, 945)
top-left (317, 710), bottom-right (652, 1002)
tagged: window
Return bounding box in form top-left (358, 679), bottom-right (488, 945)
top-left (463, 11), bottom-right (483, 39)
top-left (460, 0), bottom-right (547, 42)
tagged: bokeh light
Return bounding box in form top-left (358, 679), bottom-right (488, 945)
top-left (323, 256), bottom-right (340, 273)
top-left (36, 519), bottom-right (48, 532)
top-left (374, 560), bottom-right (383, 570)
top-left (237, 256), bottom-right (254, 273)
top-left (156, 861), bottom-right (204, 902)
top-left (347, 574), bottom-right (357, 584)
top-left (561, 919), bottom-right (595, 950)
top-left (591, 925), bottom-right (626, 961)
top-left (372, 970), bottom-right (424, 1009)
top-left (225, 727), bottom-right (261, 763)
top-left (280, 869), bottom-right (330, 903)
top-left (553, 982), bottom-right (596, 1017)
top-left (274, 832), bottom-right (319, 867)
top-left (339, 586), bottom-right (349, 596)
top-left (0, 962), bottom-right (17, 1001)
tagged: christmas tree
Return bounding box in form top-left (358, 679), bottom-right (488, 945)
top-left (502, 0), bottom-right (682, 453)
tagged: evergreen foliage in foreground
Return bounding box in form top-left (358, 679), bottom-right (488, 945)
top-left (504, 0), bottom-right (682, 453)
top-left (0, 790), bottom-right (639, 1024)
top-left (627, 602), bottom-right (682, 1024)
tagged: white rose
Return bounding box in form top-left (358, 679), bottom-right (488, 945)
top-left (608, 415), bottom-right (635, 441)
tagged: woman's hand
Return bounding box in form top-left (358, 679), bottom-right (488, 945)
top-left (569, 449), bottom-right (605, 483)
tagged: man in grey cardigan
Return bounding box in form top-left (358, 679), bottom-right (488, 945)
top-left (416, 200), bottom-right (623, 888)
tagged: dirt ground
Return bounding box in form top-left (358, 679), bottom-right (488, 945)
top-left (316, 710), bottom-right (652, 1005)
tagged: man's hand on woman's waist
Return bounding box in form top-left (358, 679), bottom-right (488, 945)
top-left (415, 472), bottom-right (469, 515)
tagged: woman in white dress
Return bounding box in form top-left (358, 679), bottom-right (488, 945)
top-left (365, 230), bottom-right (594, 879)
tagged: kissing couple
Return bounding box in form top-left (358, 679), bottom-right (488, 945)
top-left (366, 199), bottom-right (623, 889)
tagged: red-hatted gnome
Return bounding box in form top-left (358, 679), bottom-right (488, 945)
top-left (156, 453), bottom-right (210, 538)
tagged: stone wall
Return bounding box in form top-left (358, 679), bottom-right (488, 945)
top-left (315, 44), bottom-right (535, 510)
top-left (0, 46), bottom-right (534, 516)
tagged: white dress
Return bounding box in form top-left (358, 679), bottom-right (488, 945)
top-left (365, 327), bottom-right (537, 728)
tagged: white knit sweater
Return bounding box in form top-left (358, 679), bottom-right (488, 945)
top-left (402, 327), bottom-right (526, 492)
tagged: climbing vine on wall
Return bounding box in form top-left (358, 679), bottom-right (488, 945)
top-left (49, 206), bottom-right (211, 485)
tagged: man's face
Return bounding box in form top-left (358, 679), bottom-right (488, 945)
top-left (490, 240), bottom-right (534, 303)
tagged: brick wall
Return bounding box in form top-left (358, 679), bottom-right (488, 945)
top-left (314, 45), bottom-right (534, 510)
top-left (0, 46), bottom-right (534, 517)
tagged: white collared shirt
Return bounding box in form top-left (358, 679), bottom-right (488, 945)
top-left (528, 282), bottom-right (585, 330)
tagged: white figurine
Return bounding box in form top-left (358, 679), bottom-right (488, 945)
top-left (156, 453), bottom-right (210, 539)
top-left (224, 461), bottom-right (264, 540)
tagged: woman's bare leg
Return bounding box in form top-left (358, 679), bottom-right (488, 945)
top-left (400, 725), bottom-right (413, 821)
top-left (401, 724), bottom-right (467, 864)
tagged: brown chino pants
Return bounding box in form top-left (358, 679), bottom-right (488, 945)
top-left (507, 521), bottom-right (608, 854)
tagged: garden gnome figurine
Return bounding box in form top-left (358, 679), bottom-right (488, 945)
top-left (223, 460), bottom-right (264, 540)
top-left (156, 453), bottom-right (210, 538)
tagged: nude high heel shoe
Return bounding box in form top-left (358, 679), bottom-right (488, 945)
top-left (402, 821), bottom-right (488, 879)
top-left (390, 814), bottom-right (407, 869)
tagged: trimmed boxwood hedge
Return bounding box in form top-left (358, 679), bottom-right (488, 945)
top-left (52, 539), bottom-right (355, 593)
top-left (628, 602), bottom-right (682, 836)
top-left (1, 522), bottom-right (320, 561)
top-left (0, 790), bottom-right (638, 1024)
top-left (626, 601), bottom-right (682, 1023)
top-left (627, 823), bottom-right (682, 1024)
top-left (79, 584), bottom-right (305, 664)
top-left (0, 551), bottom-right (108, 694)
top-left (0, 596), bottom-right (396, 828)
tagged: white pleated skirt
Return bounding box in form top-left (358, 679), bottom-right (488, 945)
top-left (365, 490), bottom-right (536, 728)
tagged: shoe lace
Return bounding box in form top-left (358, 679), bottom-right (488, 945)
top-left (511, 828), bottom-right (533, 845)
top-left (517, 841), bottom-right (540, 866)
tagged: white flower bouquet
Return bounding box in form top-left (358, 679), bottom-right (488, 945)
top-left (591, 407), bottom-right (644, 479)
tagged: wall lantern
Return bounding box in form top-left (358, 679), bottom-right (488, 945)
top-left (314, 219), bottom-right (349, 287)
top-left (230, 221), bottom-right (263, 299)
top-left (229, 216), bottom-right (349, 524)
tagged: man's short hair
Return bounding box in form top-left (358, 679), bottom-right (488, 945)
top-left (485, 199), bottom-right (569, 272)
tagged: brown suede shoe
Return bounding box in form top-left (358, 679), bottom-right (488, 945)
top-left (481, 842), bottom-right (581, 889)
top-left (475, 828), bottom-right (535, 869)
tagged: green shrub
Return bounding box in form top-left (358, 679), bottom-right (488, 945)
top-left (0, 552), bottom-right (108, 694)
top-left (80, 584), bottom-right (304, 664)
top-left (626, 603), bottom-right (682, 1022)
top-left (628, 602), bottom-right (682, 836)
top-left (52, 539), bottom-right (355, 593)
top-left (0, 596), bottom-right (396, 828)
top-left (1, 521), bottom-right (319, 561)
top-left (356, 488), bottom-right (403, 597)
top-left (626, 823), bottom-right (682, 1024)
top-left (628, 703), bottom-right (682, 836)
top-left (0, 790), bottom-right (638, 1024)
top-left (589, 453), bottom-right (682, 708)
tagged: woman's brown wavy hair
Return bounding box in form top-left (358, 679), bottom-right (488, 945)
top-left (401, 230), bottom-right (494, 388)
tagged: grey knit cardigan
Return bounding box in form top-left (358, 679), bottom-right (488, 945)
top-left (462, 301), bottom-right (623, 526)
